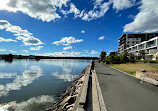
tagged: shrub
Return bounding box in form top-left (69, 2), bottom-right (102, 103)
top-left (120, 53), bottom-right (129, 63)
top-left (129, 59), bottom-right (135, 63)
top-left (148, 60), bottom-right (157, 63)
top-left (105, 55), bottom-right (121, 64)
top-left (112, 56), bottom-right (121, 64)
top-left (105, 60), bottom-right (110, 64)
top-left (144, 60), bottom-right (148, 63)
top-left (136, 60), bottom-right (147, 63)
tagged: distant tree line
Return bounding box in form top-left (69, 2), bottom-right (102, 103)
top-left (0, 54), bottom-right (13, 62)
top-left (0, 54), bottom-right (99, 62)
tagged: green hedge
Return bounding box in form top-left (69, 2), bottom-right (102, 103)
top-left (104, 54), bottom-right (135, 64)
top-left (136, 60), bottom-right (158, 63)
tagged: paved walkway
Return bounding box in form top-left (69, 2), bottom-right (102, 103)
top-left (95, 62), bottom-right (158, 111)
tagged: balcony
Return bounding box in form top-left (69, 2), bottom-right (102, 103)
top-left (146, 44), bottom-right (156, 48)
top-left (146, 40), bottom-right (156, 48)
top-left (148, 49), bottom-right (158, 55)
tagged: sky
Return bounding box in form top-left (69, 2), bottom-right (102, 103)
top-left (0, 0), bottom-right (158, 57)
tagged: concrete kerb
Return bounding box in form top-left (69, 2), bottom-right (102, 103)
top-left (73, 65), bottom-right (91, 111)
top-left (93, 68), bottom-right (107, 111)
top-left (92, 70), bottom-right (100, 111)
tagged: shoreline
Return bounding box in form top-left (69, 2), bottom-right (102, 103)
top-left (46, 65), bottom-right (91, 111)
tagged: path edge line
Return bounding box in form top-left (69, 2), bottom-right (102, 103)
top-left (93, 68), bottom-right (107, 111)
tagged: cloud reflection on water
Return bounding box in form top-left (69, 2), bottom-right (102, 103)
top-left (52, 67), bottom-right (78, 82)
top-left (41, 59), bottom-right (82, 82)
top-left (0, 95), bottom-right (54, 111)
top-left (0, 59), bottom-right (90, 111)
top-left (0, 66), bottom-right (42, 97)
top-left (0, 73), bottom-right (17, 78)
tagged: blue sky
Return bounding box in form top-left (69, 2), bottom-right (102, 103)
top-left (0, 0), bottom-right (157, 57)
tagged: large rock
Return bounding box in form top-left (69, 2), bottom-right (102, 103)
top-left (60, 96), bottom-right (71, 105)
top-left (153, 52), bottom-right (158, 60)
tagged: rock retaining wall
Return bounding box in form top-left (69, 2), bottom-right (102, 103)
top-left (136, 71), bottom-right (158, 85)
top-left (46, 65), bottom-right (91, 111)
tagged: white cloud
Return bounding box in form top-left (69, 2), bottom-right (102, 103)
top-left (0, 20), bottom-right (10, 29)
top-left (81, 30), bottom-right (85, 33)
top-left (0, 20), bottom-right (43, 46)
top-left (128, 15), bottom-right (135, 19)
top-left (94, 0), bottom-right (104, 8)
top-left (6, 26), bottom-right (32, 37)
top-left (124, 0), bottom-right (158, 32)
top-left (0, 0), bottom-right (70, 22)
top-left (69, 3), bottom-right (80, 16)
top-left (30, 46), bottom-right (43, 51)
top-left (0, 0), bottom-right (138, 22)
top-left (91, 50), bottom-right (98, 54)
top-left (61, 3), bottom-right (81, 18)
top-left (82, 1), bottom-right (111, 21)
top-left (23, 50), bottom-right (29, 53)
top-left (83, 50), bottom-right (89, 53)
top-left (53, 36), bottom-right (83, 46)
top-left (20, 36), bottom-right (44, 46)
top-left (63, 46), bottom-right (72, 50)
top-left (62, 0), bottom-right (136, 21)
top-left (44, 51), bottom-right (80, 57)
top-left (0, 0), bottom-right (111, 22)
top-left (99, 36), bottom-right (105, 40)
top-left (9, 50), bottom-right (16, 53)
top-left (0, 49), bottom-right (7, 52)
top-left (111, 0), bottom-right (136, 11)
top-left (0, 37), bottom-right (17, 42)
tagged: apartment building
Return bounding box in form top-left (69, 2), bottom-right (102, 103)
top-left (126, 37), bottom-right (158, 59)
top-left (118, 33), bottom-right (158, 55)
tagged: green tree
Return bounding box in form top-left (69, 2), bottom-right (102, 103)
top-left (128, 53), bottom-right (135, 59)
top-left (100, 51), bottom-right (107, 61)
top-left (114, 55), bottom-right (121, 64)
top-left (128, 53), bottom-right (136, 63)
top-left (105, 55), bottom-right (121, 64)
top-left (139, 50), bottom-right (146, 60)
top-left (109, 52), bottom-right (117, 56)
top-left (120, 53), bottom-right (129, 63)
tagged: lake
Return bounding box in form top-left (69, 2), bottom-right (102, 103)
top-left (0, 59), bottom-right (90, 111)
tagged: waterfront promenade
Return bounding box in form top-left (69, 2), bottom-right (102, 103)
top-left (94, 62), bottom-right (158, 111)
top-left (51, 62), bottom-right (158, 111)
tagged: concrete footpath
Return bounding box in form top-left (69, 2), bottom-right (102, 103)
top-left (95, 62), bottom-right (158, 111)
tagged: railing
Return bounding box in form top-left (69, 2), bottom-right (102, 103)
top-left (147, 44), bottom-right (156, 48)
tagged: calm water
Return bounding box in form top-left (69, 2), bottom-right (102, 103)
top-left (0, 59), bottom-right (90, 111)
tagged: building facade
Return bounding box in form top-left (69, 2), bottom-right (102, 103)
top-left (126, 37), bottom-right (158, 60)
top-left (118, 33), bottom-right (158, 55)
